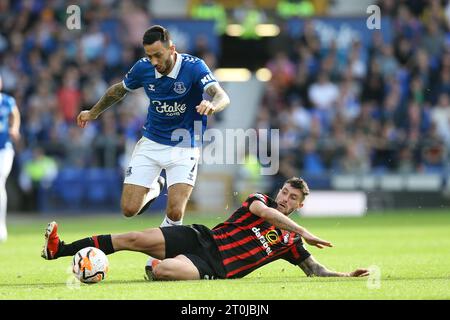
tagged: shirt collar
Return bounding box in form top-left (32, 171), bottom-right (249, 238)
top-left (155, 52), bottom-right (182, 79)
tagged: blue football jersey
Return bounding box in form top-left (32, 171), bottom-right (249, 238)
top-left (0, 93), bottom-right (16, 149)
top-left (122, 53), bottom-right (218, 147)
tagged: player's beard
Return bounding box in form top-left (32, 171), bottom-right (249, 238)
top-left (159, 55), bottom-right (175, 75)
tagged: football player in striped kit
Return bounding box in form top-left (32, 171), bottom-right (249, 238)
top-left (42, 177), bottom-right (369, 280)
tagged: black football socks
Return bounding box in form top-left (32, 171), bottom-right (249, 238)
top-left (56, 235), bottom-right (114, 258)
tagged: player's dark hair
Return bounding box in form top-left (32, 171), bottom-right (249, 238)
top-left (142, 25), bottom-right (171, 47)
top-left (285, 177), bottom-right (310, 198)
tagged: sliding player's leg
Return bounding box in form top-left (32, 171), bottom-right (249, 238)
top-left (41, 221), bottom-right (166, 260)
top-left (145, 255), bottom-right (201, 281)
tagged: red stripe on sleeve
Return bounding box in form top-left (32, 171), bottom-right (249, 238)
top-left (92, 235), bottom-right (99, 249)
top-left (291, 245), bottom-right (300, 259)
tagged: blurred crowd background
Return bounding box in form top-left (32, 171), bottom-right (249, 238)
top-left (262, 0), bottom-right (450, 193)
top-left (1, 0), bottom-right (450, 211)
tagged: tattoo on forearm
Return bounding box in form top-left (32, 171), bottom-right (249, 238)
top-left (299, 261), bottom-right (314, 277)
top-left (90, 83), bottom-right (128, 118)
top-left (206, 84), bottom-right (230, 113)
top-left (300, 257), bottom-right (347, 277)
top-left (271, 215), bottom-right (298, 233)
top-left (205, 84), bottom-right (218, 97)
top-left (265, 209), bottom-right (302, 234)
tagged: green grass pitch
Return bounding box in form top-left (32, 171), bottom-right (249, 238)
top-left (0, 210), bottom-right (449, 300)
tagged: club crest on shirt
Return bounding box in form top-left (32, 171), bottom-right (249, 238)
top-left (173, 82), bottom-right (186, 94)
top-left (283, 232), bottom-right (290, 244)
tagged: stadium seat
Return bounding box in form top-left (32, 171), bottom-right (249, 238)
top-left (54, 168), bottom-right (85, 208)
top-left (85, 168), bottom-right (121, 208)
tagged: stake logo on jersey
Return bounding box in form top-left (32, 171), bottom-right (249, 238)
top-left (152, 100), bottom-right (187, 117)
top-left (122, 53), bottom-right (217, 148)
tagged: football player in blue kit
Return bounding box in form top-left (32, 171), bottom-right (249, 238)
top-left (76, 25), bottom-right (230, 226)
top-left (0, 75), bottom-right (21, 242)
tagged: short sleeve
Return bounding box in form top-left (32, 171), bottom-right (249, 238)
top-left (122, 59), bottom-right (143, 91)
top-left (194, 59), bottom-right (217, 91)
top-left (244, 193), bottom-right (278, 209)
top-left (283, 242), bottom-right (311, 265)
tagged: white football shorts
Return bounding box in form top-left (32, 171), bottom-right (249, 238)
top-left (0, 147), bottom-right (14, 181)
top-left (123, 137), bottom-right (200, 188)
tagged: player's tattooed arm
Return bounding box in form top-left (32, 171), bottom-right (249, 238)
top-left (299, 256), bottom-right (347, 277)
top-left (89, 82), bottom-right (128, 119)
top-left (205, 83), bottom-right (230, 113)
top-left (299, 256), bottom-right (370, 277)
top-left (77, 82), bottom-right (128, 128)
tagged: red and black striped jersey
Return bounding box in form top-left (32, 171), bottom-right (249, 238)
top-left (211, 193), bottom-right (311, 279)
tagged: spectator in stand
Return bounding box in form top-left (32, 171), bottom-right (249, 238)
top-left (267, 52), bottom-right (297, 91)
top-left (119, 1), bottom-right (152, 52)
top-left (19, 147), bottom-right (58, 211)
top-left (308, 72), bottom-right (339, 111)
top-left (301, 137), bottom-right (325, 175)
top-left (57, 68), bottom-right (82, 123)
top-left (420, 20), bottom-right (446, 60)
top-left (431, 93), bottom-right (450, 146)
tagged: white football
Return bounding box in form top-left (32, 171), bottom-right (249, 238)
top-left (72, 247), bottom-right (109, 284)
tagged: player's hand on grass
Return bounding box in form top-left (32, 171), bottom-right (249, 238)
top-left (348, 268), bottom-right (370, 277)
top-left (77, 110), bottom-right (96, 128)
top-left (196, 100), bottom-right (216, 116)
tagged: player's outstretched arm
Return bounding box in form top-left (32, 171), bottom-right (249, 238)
top-left (76, 82), bottom-right (128, 128)
top-left (196, 83), bottom-right (230, 115)
top-left (299, 256), bottom-right (370, 277)
top-left (249, 201), bottom-right (332, 249)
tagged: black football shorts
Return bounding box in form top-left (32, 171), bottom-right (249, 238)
top-left (160, 224), bottom-right (226, 280)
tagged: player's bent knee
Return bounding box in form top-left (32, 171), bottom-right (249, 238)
top-left (121, 204), bottom-right (139, 218)
top-left (152, 262), bottom-right (173, 280)
top-left (166, 206), bottom-right (183, 221)
top-left (153, 260), bottom-right (191, 280)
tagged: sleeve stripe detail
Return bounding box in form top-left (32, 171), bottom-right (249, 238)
top-left (122, 80), bottom-right (135, 92)
top-left (203, 81), bottom-right (218, 91)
